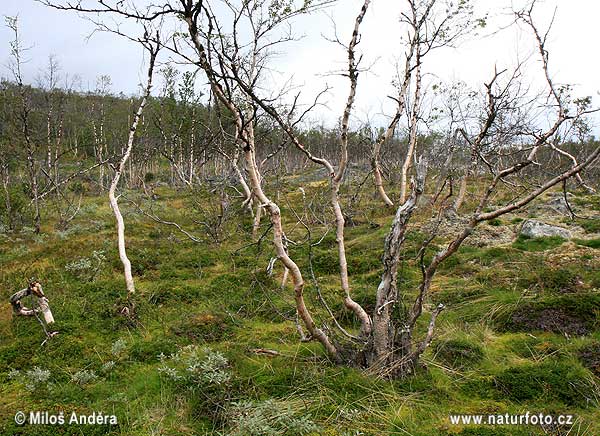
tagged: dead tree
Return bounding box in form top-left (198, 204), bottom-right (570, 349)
top-left (10, 280), bottom-right (57, 344)
top-left (10, 280), bottom-right (55, 324)
top-left (92, 75), bottom-right (112, 190)
top-left (0, 155), bottom-right (14, 230)
top-left (6, 16), bottom-right (42, 234)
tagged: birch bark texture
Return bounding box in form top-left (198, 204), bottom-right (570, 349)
top-left (108, 37), bottom-right (159, 296)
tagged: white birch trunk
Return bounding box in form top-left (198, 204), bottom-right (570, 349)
top-left (108, 46), bottom-right (158, 296)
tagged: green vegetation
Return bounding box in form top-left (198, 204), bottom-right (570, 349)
top-left (486, 218), bottom-right (503, 227)
top-left (433, 339), bottom-right (484, 369)
top-left (575, 238), bottom-right (600, 249)
top-left (576, 218), bottom-right (600, 234)
top-left (494, 361), bottom-right (594, 406)
top-left (518, 266), bottom-right (582, 294)
top-left (1, 187), bottom-right (599, 436)
top-left (512, 235), bottom-right (566, 252)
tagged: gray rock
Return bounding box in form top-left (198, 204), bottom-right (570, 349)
top-left (520, 219), bottom-right (572, 239)
top-left (546, 192), bottom-right (575, 215)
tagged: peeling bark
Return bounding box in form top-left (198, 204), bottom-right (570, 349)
top-left (370, 158), bottom-right (427, 367)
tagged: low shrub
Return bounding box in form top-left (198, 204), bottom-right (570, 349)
top-left (225, 399), bottom-right (319, 436)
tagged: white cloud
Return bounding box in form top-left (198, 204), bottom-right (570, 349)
top-left (1, 0), bottom-right (598, 133)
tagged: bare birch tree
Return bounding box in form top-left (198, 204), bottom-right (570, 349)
top-left (108, 30), bottom-right (160, 297)
top-left (42, 0), bottom-right (600, 377)
top-left (6, 16), bottom-right (42, 234)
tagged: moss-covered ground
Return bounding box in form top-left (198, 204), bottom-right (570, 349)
top-left (1, 180), bottom-right (599, 435)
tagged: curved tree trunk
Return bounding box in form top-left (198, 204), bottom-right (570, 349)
top-left (109, 44), bottom-right (158, 296)
top-left (231, 150), bottom-right (253, 214)
top-left (184, 13), bottom-right (340, 357)
top-left (243, 129), bottom-right (338, 358)
top-left (333, 0), bottom-right (373, 336)
top-left (371, 149), bottom-right (394, 207)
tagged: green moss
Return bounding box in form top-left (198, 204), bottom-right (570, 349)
top-left (487, 218), bottom-right (502, 226)
top-left (123, 247), bottom-right (164, 275)
top-left (494, 361), bottom-right (594, 406)
top-left (518, 267), bottom-right (581, 294)
top-left (460, 376), bottom-right (496, 399)
top-left (574, 238), bottom-right (600, 249)
top-left (496, 294), bottom-right (600, 335)
top-left (347, 249), bottom-right (382, 275)
top-left (129, 337), bottom-right (178, 363)
top-left (146, 282), bottom-right (203, 304)
top-left (170, 312), bottom-right (234, 342)
top-left (576, 218), bottom-right (600, 233)
top-left (476, 246), bottom-right (520, 265)
top-left (512, 235), bottom-right (566, 252)
top-left (433, 339), bottom-right (484, 369)
top-left (310, 248), bottom-right (340, 275)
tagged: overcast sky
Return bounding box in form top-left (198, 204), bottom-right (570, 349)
top-left (1, 0), bottom-right (599, 134)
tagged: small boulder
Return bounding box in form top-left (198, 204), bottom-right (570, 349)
top-left (546, 192), bottom-right (575, 215)
top-left (520, 220), bottom-right (572, 239)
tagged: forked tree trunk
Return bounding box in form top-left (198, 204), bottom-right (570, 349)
top-left (368, 159), bottom-right (427, 370)
top-left (225, 149), bottom-right (253, 214)
top-left (370, 51), bottom-right (414, 208)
